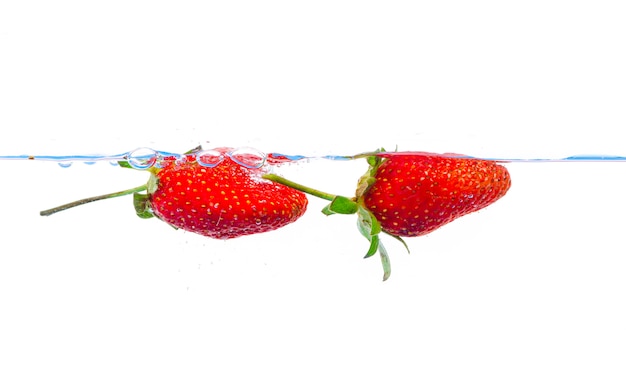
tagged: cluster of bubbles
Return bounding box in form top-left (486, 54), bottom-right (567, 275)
top-left (0, 147), bottom-right (326, 168)
top-left (125, 147), bottom-right (271, 170)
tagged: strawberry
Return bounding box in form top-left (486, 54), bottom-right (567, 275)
top-left (264, 150), bottom-right (511, 280)
top-left (40, 147), bottom-right (308, 239)
top-left (359, 152), bottom-right (511, 237)
top-left (145, 148), bottom-right (308, 239)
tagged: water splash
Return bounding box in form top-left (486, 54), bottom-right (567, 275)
top-left (2, 148), bottom-right (626, 170)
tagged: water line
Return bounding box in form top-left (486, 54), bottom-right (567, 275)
top-left (2, 150), bottom-right (626, 170)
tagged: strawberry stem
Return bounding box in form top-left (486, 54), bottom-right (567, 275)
top-left (40, 185), bottom-right (148, 216)
top-left (262, 174), bottom-right (337, 201)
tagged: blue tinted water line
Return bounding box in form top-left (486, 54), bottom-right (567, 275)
top-left (2, 151), bottom-right (626, 169)
top-left (0, 154), bottom-right (128, 161)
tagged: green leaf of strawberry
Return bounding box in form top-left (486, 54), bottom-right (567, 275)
top-left (118, 160), bottom-right (133, 169)
top-left (377, 242), bottom-right (391, 281)
top-left (357, 205), bottom-right (381, 238)
top-left (133, 192), bottom-right (154, 219)
top-left (357, 207), bottom-right (380, 258)
top-left (322, 196), bottom-right (359, 215)
top-left (355, 206), bottom-right (391, 280)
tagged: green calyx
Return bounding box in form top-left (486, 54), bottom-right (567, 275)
top-left (354, 148), bottom-right (385, 199)
top-left (133, 172), bottom-right (160, 219)
top-left (133, 192), bottom-right (154, 219)
top-left (263, 149), bottom-right (407, 281)
top-left (321, 195), bottom-right (359, 215)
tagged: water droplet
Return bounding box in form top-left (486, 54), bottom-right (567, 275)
top-left (127, 148), bottom-right (158, 169)
top-left (230, 147), bottom-right (266, 168)
top-left (109, 161), bottom-right (120, 167)
top-left (196, 149), bottom-right (224, 167)
top-left (58, 162), bottom-right (73, 168)
top-left (83, 161), bottom-right (97, 165)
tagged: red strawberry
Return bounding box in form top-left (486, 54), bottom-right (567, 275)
top-left (40, 147), bottom-right (308, 240)
top-left (359, 152), bottom-right (511, 237)
top-left (264, 150), bottom-right (511, 280)
top-left (146, 148), bottom-right (308, 239)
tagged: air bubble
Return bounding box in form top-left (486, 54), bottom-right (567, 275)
top-left (154, 152), bottom-right (183, 169)
top-left (127, 148), bottom-right (158, 169)
top-left (230, 147), bottom-right (266, 169)
top-left (196, 149), bottom-right (224, 167)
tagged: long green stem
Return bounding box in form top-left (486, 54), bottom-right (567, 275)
top-left (262, 174), bottom-right (337, 201)
top-left (40, 185), bottom-right (148, 216)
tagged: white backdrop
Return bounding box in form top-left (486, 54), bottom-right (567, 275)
top-left (1, 1), bottom-right (625, 370)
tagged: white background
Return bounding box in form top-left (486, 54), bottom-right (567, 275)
top-left (1, 1), bottom-right (626, 370)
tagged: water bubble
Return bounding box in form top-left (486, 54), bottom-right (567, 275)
top-left (196, 149), bottom-right (224, 167)
top-left (127, 148), bottom-right (158, 169)
top-left (154, 152), bottom-right (183, 169)
top-left (58, 162), bottom-right (73, 168)
top-left (266, 153), bottom-right (307, 165)
top-left (230, 147), bottom-right (266, 169)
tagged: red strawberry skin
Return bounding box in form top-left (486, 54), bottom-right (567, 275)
top-left (148, 150), bottom-right (308, 239)
top-left (361, 153), bottom-right (511, 237)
